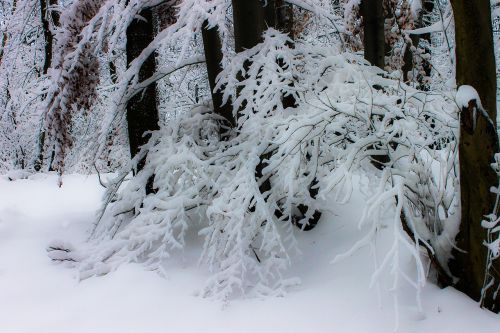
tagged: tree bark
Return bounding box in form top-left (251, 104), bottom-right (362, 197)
top-left (275, 0), bottom-right (294, 35)
top-left (360, 0), bottom-right (385, 68)
top-left (263, 0), bottom-right (293, 32)
top-left (201, 21), bottom-right (235, 131)
top-left (232, 0), bottom-right (266, 53)
top-left (36, 0), bottom-right (59, 171)
top-left (360, 0), bottom-right (389, 169)
top-left (449, 0), bottom-right (499, 312)
top-left (126, 9), bottom-right (159, 161)
top-left (40, 0), bottom-right (59, 74)
top-left (0, 32), bottom-right (6, 67)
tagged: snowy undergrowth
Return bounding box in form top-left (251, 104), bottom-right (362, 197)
top-left (71, 30), bottom-right (460, 314)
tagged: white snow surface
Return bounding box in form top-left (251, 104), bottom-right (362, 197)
top-left (0, 173), bottom-right (498, 333)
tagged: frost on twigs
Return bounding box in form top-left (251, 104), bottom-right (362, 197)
top-left (41, 0), bottom-right (229, 173)
top-left (480, 153), bottom-right (500, 307)
top-left (43, 0), bottom-right (106, 173)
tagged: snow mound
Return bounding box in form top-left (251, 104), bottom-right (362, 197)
top-left (456, 85), bottom-right (483, 110)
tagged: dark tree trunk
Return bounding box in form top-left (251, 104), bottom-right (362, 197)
top-left (35, 0), bottom-right (59, 171)
top-left (126, 8), bottom-right (159, 195)
top-left (263, 0), bottom-right (293, 38)
top-left (126, 9), bottom-right (159, 161)
top-left (263, 0), bottom-right (277, 28)
top-left (275, 0), bottom-right (294, 35)
top-left (40, 0), bottom-right (59, 74)
top-left (360, 0), bottom-right (389, 169)
top-left (448, 0), bottom-right (499, 312)
top-left (0, 32), bottom-right (5, 66)
top-left (201, 21), bottom-right (235, 131)
top-left (232, 0), bottom-right (266, 53)
top-left (232, 0), bottom-right (271, 197)
top-left (360, 0), bottom-right (385, 68)
top-left (263, 0), bottom-right (294, 32)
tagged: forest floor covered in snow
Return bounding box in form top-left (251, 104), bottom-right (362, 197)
top-left (0, 173), bottom-right (498, 333)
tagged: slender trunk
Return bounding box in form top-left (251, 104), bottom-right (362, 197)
top-left (232, 0), bottom-right (265, 53)
top-left (126, 9), bottom-right (159, 193)
top-left (40, 0), bottom-right (59, 74)
top-left (35, 0), bottom-right (58, 171)
top-left (126, 9), bottom-right (159, 160)
top-left (360, 0), bottom-right (385, 68)
top-left (201, 21), bottom-right (235, 131)
top-left (0, 32), bottom-right (6, 66)
top-left (263, 0), bottom-right (293, 31)
top-left (449, 0), bottom-right (499, 312)
top-left (361, 0), bottom-right (389, 169)
top-left (263, 0), bottom-right (277, 28)
top-left (263, 0), bottom-right (293, 38)
top-left (275, 0), bottom-right (294, 35)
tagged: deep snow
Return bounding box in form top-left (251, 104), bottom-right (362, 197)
top-left (0, 173), bottom-right (498, 333)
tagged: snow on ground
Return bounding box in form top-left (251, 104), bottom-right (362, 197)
top-left (0, 173), bottom-right (498, 333)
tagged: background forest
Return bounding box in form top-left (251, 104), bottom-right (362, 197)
top-left (0, 0), bottom-right (500, 330)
